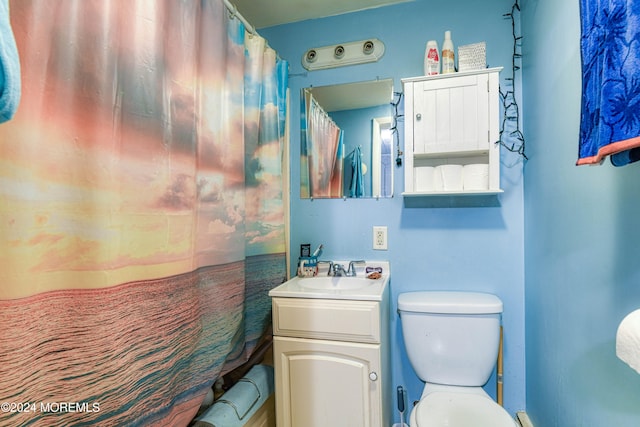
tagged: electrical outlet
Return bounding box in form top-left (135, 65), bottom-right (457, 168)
top-left (373, 226), bottom-right (388, 250)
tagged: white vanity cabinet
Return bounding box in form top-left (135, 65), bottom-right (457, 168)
top-left (271, 291), bottom-right (390, 427)
top-left (402, 67), bottom-right (503, 196)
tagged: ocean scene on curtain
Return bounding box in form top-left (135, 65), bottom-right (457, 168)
top-left (0, 1), bottom-right (287, 426)
top-left (577, 0), bottom-right (640, 166)
top-left (241, 33), bottom-right (289, 360)
top-left (300, 91), bottom-right (343, 197)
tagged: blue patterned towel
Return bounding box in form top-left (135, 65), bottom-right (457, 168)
top-left (0, 0), bottom-right (20, 123)
top-left (193, 365), bottom-right (274, 427)
top-left (578, 0), bottom-right (640, 166)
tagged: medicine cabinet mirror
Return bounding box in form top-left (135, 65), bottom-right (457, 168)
top-left (300, 79), bottom-right (394, 199)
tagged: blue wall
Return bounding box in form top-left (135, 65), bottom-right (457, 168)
top-left (262, 0), bottom-right (526, 420)
top-left (521, 0), bottom-right (640, 426)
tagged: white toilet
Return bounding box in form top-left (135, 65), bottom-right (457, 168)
top-left (398, 291), bottom-right (517, 427)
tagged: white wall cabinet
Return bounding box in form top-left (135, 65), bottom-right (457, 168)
top-left (402, 68), bottom-right (503, 196)
top-left (271, 294), bottom-right (390, 427)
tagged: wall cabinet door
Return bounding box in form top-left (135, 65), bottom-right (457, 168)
top-left (413, 73), bottom-right (489, 155)
top-left (274, 336), bottom-right (382, 427)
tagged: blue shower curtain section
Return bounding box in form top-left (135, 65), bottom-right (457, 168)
top-left (0, 0), bottom-right (20, 123)
top-left (578, 0), bottom-right (640, 166)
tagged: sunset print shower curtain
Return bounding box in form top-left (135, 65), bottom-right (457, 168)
top-left (300, 91), bottom-right (343, 198)
top-left (0, 1), bottom-right (288, 425)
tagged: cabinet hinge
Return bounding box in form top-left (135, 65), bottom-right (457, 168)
top-left (488, 130), bottom-right (490, 142)
top-left (487, 79), bottom-right (490, 92)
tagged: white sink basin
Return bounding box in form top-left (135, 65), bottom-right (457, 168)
top-left (268, 261), bottom-right (390, 301)
top-left (297, 276), bottom-right (378, 290)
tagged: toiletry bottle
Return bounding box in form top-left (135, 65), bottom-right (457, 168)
top-left (424, 40), bottom-right (440, 76)
top-left (441, 30), bottom-right (455, 74)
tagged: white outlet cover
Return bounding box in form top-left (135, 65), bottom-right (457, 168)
top-left (373, 226), bottom-right (387, 250)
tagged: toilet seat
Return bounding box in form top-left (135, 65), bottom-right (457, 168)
top-left (414, 391), bottom-right (516, 427)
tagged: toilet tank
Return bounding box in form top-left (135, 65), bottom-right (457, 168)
top-left (398, 291), bottom-right (503, 387)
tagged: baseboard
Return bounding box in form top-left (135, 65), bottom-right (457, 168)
top-left (516, 411), bottom-right (534, 427)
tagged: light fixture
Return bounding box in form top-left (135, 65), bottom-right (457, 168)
top-left (302, 38), bottom-right (385, 71)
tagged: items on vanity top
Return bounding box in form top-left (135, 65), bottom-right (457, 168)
top-left (297, 244), bottom-right (323, 277)
top-left (297, 243), bottom-right (380, 279)
top-left (270, 261), bottom-right (389, 301)
top-left (398, 291), bottom-right (517, 427)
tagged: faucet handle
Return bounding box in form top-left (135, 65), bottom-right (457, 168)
top-left (317, 260), bottom-right (334, 276)
top-left (347, 260), bottom-right (366, 276)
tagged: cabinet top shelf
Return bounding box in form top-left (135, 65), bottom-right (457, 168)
top-left (414, 148), bottom-right (490, 160)
top-left (401, 67), bottom-right (503, 84)
top-left (402, 189), bottom-right (504, 197)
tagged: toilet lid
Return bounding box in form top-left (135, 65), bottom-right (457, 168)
top-left (415, 392), bottom-right (516, 427)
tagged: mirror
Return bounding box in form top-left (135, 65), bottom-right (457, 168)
top-left (300, 79), bottom-right (394, 199)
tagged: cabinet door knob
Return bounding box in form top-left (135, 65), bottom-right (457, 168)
top-left (416, 113), bottom-right (422, 120)
top-left (369, 372), bottom-right (378, 381)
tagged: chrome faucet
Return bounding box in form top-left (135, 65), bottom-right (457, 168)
top-left (332, 263), bottom-right (348, 277)
top-left (321, 260), bottom-right (367, 277)
top-left (347, 260), bottom-right (366, 277)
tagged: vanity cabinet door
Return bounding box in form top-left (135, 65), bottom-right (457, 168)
top-left (273, 336), bottom-right (382, 427)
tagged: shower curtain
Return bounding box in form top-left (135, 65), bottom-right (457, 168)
top-left (300, 91), bottom-right (343, 198)
top-left (0, 1), bottom-right (288, 426)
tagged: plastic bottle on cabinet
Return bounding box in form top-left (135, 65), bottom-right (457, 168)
top-left (424, 40), bottom-right (440, 76)
top-left (441, 30), bottom-right (455, 74)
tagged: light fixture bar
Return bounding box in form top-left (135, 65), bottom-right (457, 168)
top-left (302, 38), bottom-right (385, 71)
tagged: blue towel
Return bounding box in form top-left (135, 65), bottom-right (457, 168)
top-left (349, 145), bottom-right (364, 198)
top-left (577, 0), bottom-right (640, 166)
top-left (0, 0), bottom-right (20, 123)
top-left (194, 365), bottom-right (274, 427)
